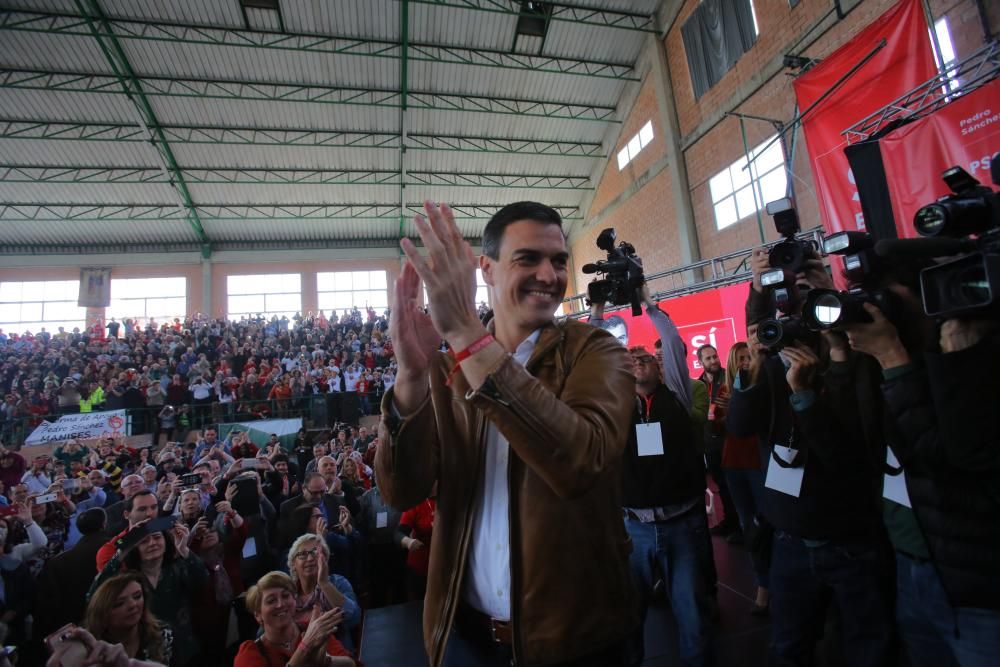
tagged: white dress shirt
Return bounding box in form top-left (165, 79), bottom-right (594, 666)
top-left (464, 329), bottom-right (540, 621)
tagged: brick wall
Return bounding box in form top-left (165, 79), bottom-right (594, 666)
top-left (587, 75), bottom-right (668, 218)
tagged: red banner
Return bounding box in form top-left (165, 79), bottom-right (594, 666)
top-left (793, 0), bottom-right (937, 235)
top-left (879, 80), bottom-right (1000, 238)
top-left (586, 282), bottom-right (750, 378)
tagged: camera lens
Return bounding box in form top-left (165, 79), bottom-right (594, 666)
top-left (811, 292), bottom-right (843, 327)
top-left (757, 319), bottom-right (783, 347)
top-left (768, 240), bottom-right (805, 271)
top-left (914, 203), bottom-right (947, 236)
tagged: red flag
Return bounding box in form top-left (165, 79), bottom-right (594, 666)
top-left (794, 0), bottom-right (937, 235)
top-left (879, 81), bottom-right (1000, 238)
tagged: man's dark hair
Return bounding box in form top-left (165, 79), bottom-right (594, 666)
top-left (696, 344), bottom-right (716, 361)
top-left (272, 453), bottom-right (288, 464)
top-left (76, 507), bottom-right (106, 535)
top-left (303, 471), bottom-right (323, 487)
top-left (124, 489), bottom-right (155, 513)
top-left (482, 201), bottom-right (563, 260)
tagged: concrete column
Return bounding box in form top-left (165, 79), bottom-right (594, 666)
top-left (201, 257), bottom-right (213, 317)
top-left (649, 33), bottom-right (702, 272)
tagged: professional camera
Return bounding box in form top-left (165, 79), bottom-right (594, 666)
top-left (801, 287), bottom-right (901, 330)
top-left (916, 165), bottom-right (1000, 317)
top-left (760, 198), bottom-right (819, 289)
top-left (755, 315), bottom-right (813, 350)
top-left (873, 163), bottom-right (1000, 318)
top-left (582, 227), bottom-right (645, 316)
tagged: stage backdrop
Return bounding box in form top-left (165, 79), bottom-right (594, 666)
top-left (793, 0), bottom-right (937, 236)
top-left (879, 80), bottom-right (1000, 238)
top-left (587, 282), bottom-right (749, 378)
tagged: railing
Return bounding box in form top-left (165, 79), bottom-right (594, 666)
top-left (561, 227), bottom-right (825, 318)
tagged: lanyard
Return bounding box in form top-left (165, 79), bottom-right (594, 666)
top-left (642, 394), bottom-right (654, 421)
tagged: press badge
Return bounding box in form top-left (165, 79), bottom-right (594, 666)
top-left (376, 511), bottom-right (389, 528)
top-left (635, 422), bottom-right (664, 456)
top-left (765, 445), bottom-right (804, 497)
top-left (882, 448), bottom-right (912, 508)
top-left (242, 536), bottom-right (257, 559)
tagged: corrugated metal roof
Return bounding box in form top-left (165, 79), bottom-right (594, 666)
top-left (0, 0), bottom-right (651, 253)
top-left (0, 219), bottom-right (201, 245)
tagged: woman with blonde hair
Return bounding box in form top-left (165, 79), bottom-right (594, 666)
top-left (234, 571), bottom-right (354, 667)
top-left (84, 572), bottom-right (172, 664)
top-left (287, 533), bottom-right (362, 648)
top-left (722, 341), bottom-right (770, 614)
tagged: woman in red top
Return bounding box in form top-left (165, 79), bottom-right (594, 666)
top-left (397, 491), bottom-right (435, 601)
top-left (721, 341), bottom-right (769, 615)
top-left (234, 571), bottom-right (354, 667)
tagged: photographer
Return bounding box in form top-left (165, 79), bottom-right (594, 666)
top-left (727, 248), bottom-right (890, 666)
top-left (841, 294), bottom-right (1000, 665)
top-left (590, 285), bottom-right (709, 666)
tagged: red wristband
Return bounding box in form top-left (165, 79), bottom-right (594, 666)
top-left (446, 334), bottom-right (495, 386)
top-left (453, 334), bottom-right (495, 362)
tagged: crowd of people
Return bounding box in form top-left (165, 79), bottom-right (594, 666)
top-left (0, 308), bottom-right (428, 666)
top-left (0, 309), bottom-right (399, 446)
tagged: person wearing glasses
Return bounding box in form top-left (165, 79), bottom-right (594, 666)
top-left (286, 533), bottom-right (362, 651)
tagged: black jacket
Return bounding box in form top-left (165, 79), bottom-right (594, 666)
top-left (881, 336), bottom-right (1000, 610)
top-left (34, 532), bottom-right (108, 636)
top-left (277, 492), bottom-right (344, 548)
top-left (622, 384), bottom-right (705, 509)
top-left (727, 353), bottom-right (883, 540)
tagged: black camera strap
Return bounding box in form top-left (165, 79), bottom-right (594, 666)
top-left (765, 359), bottom-right (806, 470)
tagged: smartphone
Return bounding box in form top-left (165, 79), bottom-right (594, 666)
top-left (62, 478), bottom-right (80, 493)
top-left (241, 458), bottom-right (262, 470)
top-left (44, 623), bottom-right (80, 653)
top-left (34, 492), bottom-right (59, 504)
top-left (0, 505), bottom-right (17, 517)
top-left (181, 473), bottom-right (201, 487)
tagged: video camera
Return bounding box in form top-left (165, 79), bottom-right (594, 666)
top-left (582, 228), bottom-right (646, 316)
top-left (820, 163), bottom-right (1000, 320)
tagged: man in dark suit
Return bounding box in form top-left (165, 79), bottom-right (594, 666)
top-left (34, 508), bottom-right (108, 637)
top-left (277, 472), bottom-right (343, 548)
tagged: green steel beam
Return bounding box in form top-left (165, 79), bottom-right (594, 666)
top-left (0, 164), bottom-right (591, 189)
top-left (70, 0), bottom-right (209, 246)
top-left (398, 0), bottom-right (409, 244)
top-left (0, 120), bottom-right (605, 157)
top-left (0, 203), bottom-right (584, 222)
top-left (407, 133), bottom-right (603, 156)
top-left (0, 9), bottom-right (638, 81)
top-left (402, 0), bottom-right (656, 33)
top-left (0, 68), bottom-right (620, 123)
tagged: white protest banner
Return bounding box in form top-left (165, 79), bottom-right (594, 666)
top-left (24, 409), bottom-right (129, 446)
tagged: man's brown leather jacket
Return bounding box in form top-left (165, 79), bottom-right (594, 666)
top-left (376, 319), bottom-right (638, 666)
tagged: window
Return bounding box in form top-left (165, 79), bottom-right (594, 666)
top-left (709, 135), bottom-right (788, 230)
top-left (682, 0), bottom-right (758, 99)
top-left (317, 271), bottom-right (388, 314)
top-left (617, 121), bottom-right (655, 170)
top-left (227, 273), bottom-right (301, 320)
top-left (423, 269), bottom-right (490, 309)
top-left (932, 17), bottom-right (959, 94)
top-left (107, 277), bottom-right (186, 324)
top-left (0, 280), bottom-right (86, 334)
